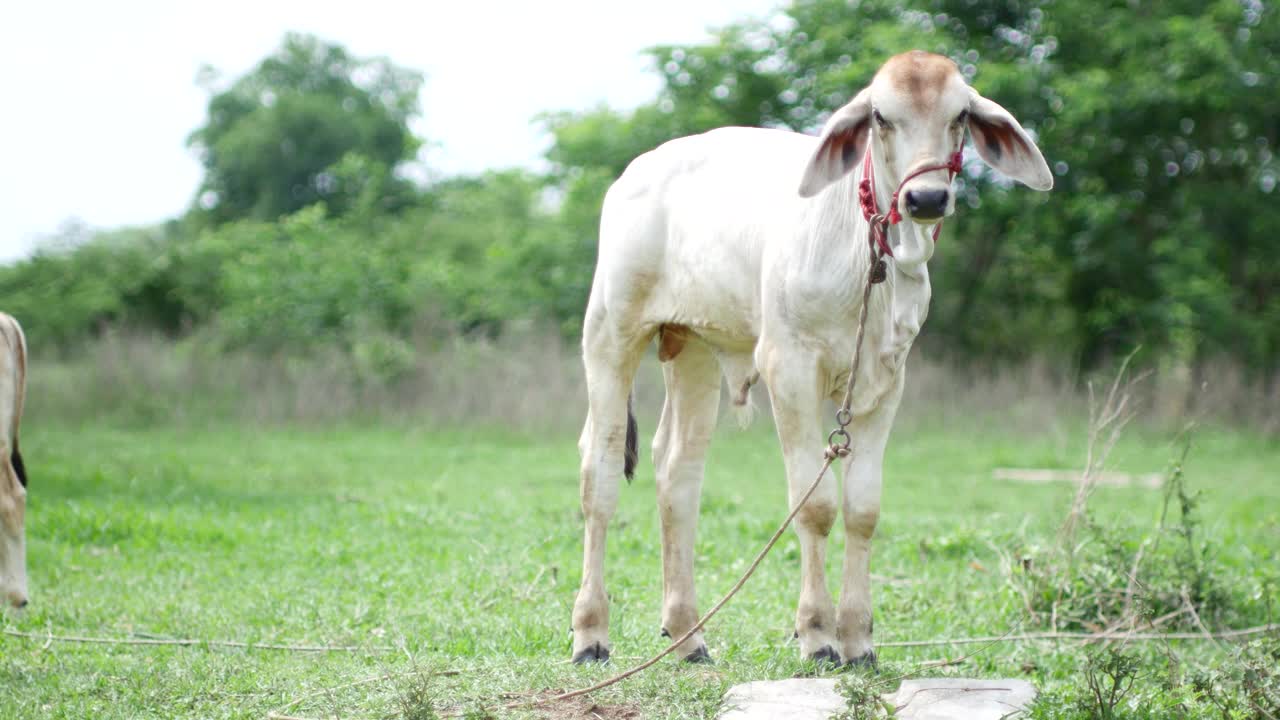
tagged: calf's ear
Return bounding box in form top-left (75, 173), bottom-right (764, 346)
top-left (967, 89), bottom-right (1054, 191)
top-left (799, 88), bottom-right (872, 198)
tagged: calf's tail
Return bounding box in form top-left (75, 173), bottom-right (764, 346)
top-left (11, 443), bottom-right (25, 488)
top-left (624, 394), bottom-right (638, 481)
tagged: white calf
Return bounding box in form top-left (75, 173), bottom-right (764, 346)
top-left (572, 51), bottom-right (1051, 665)
top-left (0, 312), bottom-right (28, 609)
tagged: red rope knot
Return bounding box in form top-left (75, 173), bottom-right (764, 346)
top-left (857, 176), bottom-right (877, 224)
top-left (859, 147), bottom-right (964, 257)
top-left (868, 219), bottom-right (893, 259)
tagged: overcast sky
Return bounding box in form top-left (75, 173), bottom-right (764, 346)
top-left (0, 0), bottom-right (780, 262)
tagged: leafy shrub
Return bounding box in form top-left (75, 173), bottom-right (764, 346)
top-left (1011, 436), bottom-right (1240, 634)
top-left (1029, 640), bottom-right (1280, 720)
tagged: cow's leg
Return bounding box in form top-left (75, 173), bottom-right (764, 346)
top-left (572, 311), bottom-right (645, 663)
top-left (0, 448), bottom-right (25, 609)
top-left (836, 372), bottom-right (903, 666)
top-left (760, 344), bottom-right (841, 663)
top-left (652, 337), bottom-right (720, 662)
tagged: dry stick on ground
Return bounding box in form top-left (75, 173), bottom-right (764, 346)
top-left (1119, 538), bottom-right (1150, 632)
top-left (1180, 586), bottom-right (1226, 652)
top-left (1, 629), bottom-right (397, 653)
top-left (1049, 352), bottom-right (1148, 636)
top-left (1060, 351), bottom-right (1145, 545)
top-left (1096, 605), bottom-right (1192, 642)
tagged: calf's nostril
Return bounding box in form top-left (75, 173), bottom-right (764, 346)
top-left (905, 189), bottom-right (948, 218)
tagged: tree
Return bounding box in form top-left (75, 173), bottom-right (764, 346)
top-left (187, 33), bottom-right (424, 225)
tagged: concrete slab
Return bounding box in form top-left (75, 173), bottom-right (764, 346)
top-left (718, 677), bottom-right (1037, 720)
top-left (887, 678), bottom-right (1037, 719)
top-left (719, 678), bottom-right (844, 720)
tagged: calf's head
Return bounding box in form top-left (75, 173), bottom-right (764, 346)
top-left (799, 51), bottom-right (1052, 251)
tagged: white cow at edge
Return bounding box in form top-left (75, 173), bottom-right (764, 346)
top-left (0, 312), bottom-right (28, 609)
top-left (571, 51), bottom-right (1052, 665)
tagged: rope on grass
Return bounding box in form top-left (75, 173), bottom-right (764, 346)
top-left (10, 621), bottom-right (1277, 720)
top-left (504, 453), bottom-right (841, 711)
top-left (1, 628), bottom-right (397, 653)
top-left (254, 622), bottom-right (1280, 720)
top-left (875, 623), bottom-right (1280, 648)
top-left (11, 622), bottom-right (1274, 658)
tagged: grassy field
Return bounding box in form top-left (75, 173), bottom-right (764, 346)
top-left (2, 414), bottom-right (1277, 719)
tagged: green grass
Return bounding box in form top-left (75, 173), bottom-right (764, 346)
top-left (3, 418), bottom-right (1278, 719)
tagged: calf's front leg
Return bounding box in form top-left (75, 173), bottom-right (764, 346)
top-left (763, 348), bottom-right (842, 663)
top-left (836, 372), bottom-right (902, 666)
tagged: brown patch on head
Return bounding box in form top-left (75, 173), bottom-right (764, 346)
top-left (877, 51), bottom-right (960, 110)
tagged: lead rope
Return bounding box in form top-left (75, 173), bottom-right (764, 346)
top-left (503, 250), bottom-right (884, 714)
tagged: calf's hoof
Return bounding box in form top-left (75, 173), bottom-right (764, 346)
top-left (682, 645), bottom-right (713, 664)
top-left (572, 642), bottom-right (610, 664)
top-left (808, 645), bottom-right (842, 665)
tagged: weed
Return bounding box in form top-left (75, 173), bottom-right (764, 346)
top-left (392, 668), bottom-right (439, 720)
top-left (1152, 435), bottom-right (1229, 625)
top-left (1082, 647), bottom-right (1142, 719)
top-left (834, 671), bottom-right (896, 720)
top-left (1011, 417), bottom-right (1239, 636)
top-left (1190, 636), bottom-right (1280, 719)
top-left (1027, 639), bottom-right (1280, 720)
top-left (461, 705), bottom-right (497, 720)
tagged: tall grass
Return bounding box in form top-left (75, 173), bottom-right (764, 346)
top-left (28, 327), bottom-right (590, 430)
top-left (24, 328), bottom-right (1280, 435)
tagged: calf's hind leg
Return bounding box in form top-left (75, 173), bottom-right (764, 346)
top-left (571, 317), bottom-right (645, 663)
top-left (651, 335), bottom-right (720, 662)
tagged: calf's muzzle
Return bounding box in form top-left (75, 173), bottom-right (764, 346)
top-left (904, 188), bottom-right (948, 221)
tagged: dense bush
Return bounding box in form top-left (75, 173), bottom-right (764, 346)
top-left (0, 169), bottom-right (592, 353)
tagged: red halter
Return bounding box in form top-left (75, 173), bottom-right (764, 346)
top-left (857, 149), bottom-right (963, 258)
